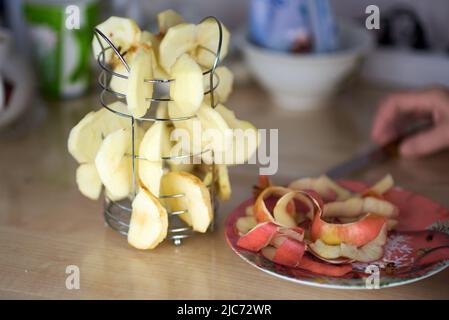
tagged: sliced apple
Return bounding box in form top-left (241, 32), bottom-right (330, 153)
top-left (323, 196), bottom-right (398, 219)
top-left (288, 175), bottom-right (352, 201)
top-left (128, 187), bottom-right (168, 250)
top-left (161, 171), bottom-right (212, 232)
top-left (68, 102), bottom-right (129, 163)
top-left (197, 103), bottom-right (232, 163)
top-left (109, 62), bottom-right (128, 96)
top-left (215, 104), bottom-right (258, 165)
top-left (204, 66), bottom-right (234, 104)
top-left (159, 23), bottom-right (197, 73)
top-left (216, 164), bottom-right (231, 201)
top-left (95, 128), bottom-right (133, 199)
top-left (195, 19), bottom-right (230, 68)
top-left (157, 9), bottom-right (185, 35)
top-left (76, 163), bottom-right (102, 200)
top-left (236, 216), bottom-right (258, 235)
top-left (169, 53), bottom-right (204, 117)
top-left (92, 16), bottom-right (141, 64)
top-left (138, 121), bottom-right (170, 196)
top-left (126, 47), bottom-right (153, 118)
top-left (363, 174), bottom-right (394, 196)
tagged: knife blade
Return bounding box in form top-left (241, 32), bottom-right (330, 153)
top-left (326, 116), bottom-right (434, 179)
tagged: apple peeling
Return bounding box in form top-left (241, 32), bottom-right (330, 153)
top-left (237, 222), bottom-right (279, 252)
top-left (235, 175), bottom-right (401, 275)
top-left (309, 224), bottom-right (387, 263)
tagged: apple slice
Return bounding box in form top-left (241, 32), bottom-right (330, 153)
top-left (161, 171), bottom-right (213, 233)
top-left (68, 102), bottom-right (129, 163)
top-left (126, 47), bottom-right (154, 118)
top-left (288, 175), bottom-right (352, 201)
top-left (95, 128), bottom-right (133, 199)
top-left (204, 66), bottom-right (234, 104)
top-left (196, 103), bottom-right (232, 163)
top-left (236, 216), bottom-right (258, 235)
top-left (195, 19), bottom-right (230, 68)
top-left (109, 62), bottom-right (128, 96)
top-left (157, 9), bottom-right (185, 35)
top-left (215, 104), bottom-right (258, 165)
top-left (128, 187), bottom-right (168, 249)
top-left (92, 16), bottom-right (141, 64)
top-left (363, 174), bottom-right (394, 196)
top-left (76, 163), bottom-right (102, 200)
top-left (169, 53), bottom-right (204, 117)
top-left (138, 121), bottom-right (170, 196)
top-left (216, 164), bottom-right (231, 201)
top-left (159, 23), bottom-right (197, 73)
top-left (323, 196), bottom-right (398, 219)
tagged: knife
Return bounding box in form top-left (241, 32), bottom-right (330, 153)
top-left (326, 116), bottom-right (434, 179)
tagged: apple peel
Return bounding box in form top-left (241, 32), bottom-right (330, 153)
top-left (237, 222), bottom-right (279, 252)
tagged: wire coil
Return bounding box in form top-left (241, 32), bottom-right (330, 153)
top-left (94, 16), bottom-right (223, 245)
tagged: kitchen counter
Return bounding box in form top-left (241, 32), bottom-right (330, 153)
top-left (1, 82), bottom-right (449, 299)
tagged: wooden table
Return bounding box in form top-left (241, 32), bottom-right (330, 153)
top-left (1, 82), bottom-right (449, 299)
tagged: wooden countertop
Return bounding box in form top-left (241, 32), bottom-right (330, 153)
top-left (1, 82), bottom-right (449, 299)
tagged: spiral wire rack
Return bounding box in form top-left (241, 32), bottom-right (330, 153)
top-left (93, 16), bottom-right (223, 245)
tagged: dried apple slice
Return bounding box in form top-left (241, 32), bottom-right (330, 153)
top-left (95, 128), bottom-right (133, 199)
top-left (126, 47), bottom-right (153, 118)
top-left (161, 171), bottom-right (213, 233)
top-left (216, 164), bottom-right (231, 201)
top-left (109, 63), bottom-right (128, 96)
top-left (138, 122), bottom-right (169, 196)
top-left (128, 187), bottom-right (168, 250)
top-left (195, 19), bottom-right (230, 68)
top-left (76, 163), bottom-right (102, 200)
top-left (169, 53), bottom-right (204, 117)
top-left (68, 102), bottom-right (129, 163)
top-left (204, 66), bottom-right (234, 104)
top-left (157, 9), bottom-right (185, 35)
top-left (215, 104), bottom-right (258, 165)
top-left (92, 16), bottom-right (141, 64)
top-left (197, 103), bottom-right (232, 162)
top-left (159, 23), bottom-right (196, 73)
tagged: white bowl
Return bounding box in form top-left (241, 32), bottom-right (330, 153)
top-left (243, 21), bottom-right (373, 111)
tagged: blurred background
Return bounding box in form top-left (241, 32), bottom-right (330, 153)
top-left (0, 0), bottom-right (448, 137)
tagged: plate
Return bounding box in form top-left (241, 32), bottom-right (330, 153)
top-left (225, 180), bottom-right (449, 289)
